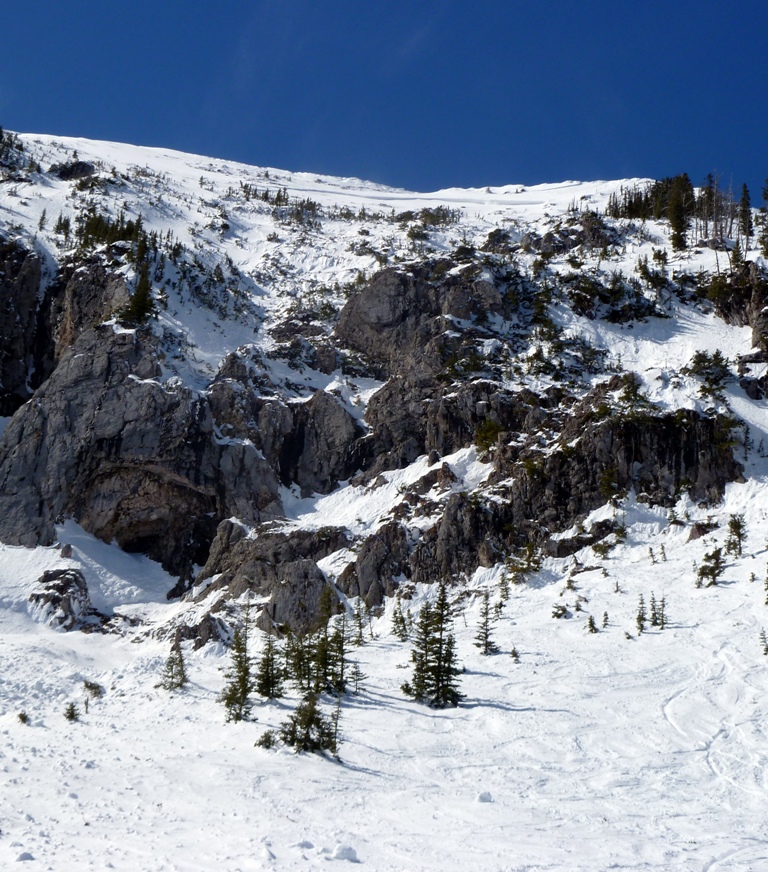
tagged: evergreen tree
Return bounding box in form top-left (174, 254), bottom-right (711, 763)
top-left (636, 594), bottom-right (647, 635)
top-left (474, 589), bottom-right (499, 655)
top-left (731, 238), bottom-right (743, 268)
top-left (402, 583), bottom-right (463, 708)
top-left (64, 702), bottom-right (80, 722)
top-left (739, 184), bottom-right (752, 250)
top-left (698, 547), bottom-right (725, 587)
top-left (279, 692), bottom-right (338, 755)
top-left (160, 645), bottom-right (188, 691)
top-left (326, 616), bottom-right (349, 694)
top-left (284, 631), bottom-right (315, 693)
top-left (759, 178), bottom-right (768, 256)
top-left (220, 607), bottom-right (256, 722)
top-left (761, 628), bottom-right (768, 656)
top-left (392, 600), bottom-right (409, 641)
top-left (587, 614), bottom-right (599, 633)
top-left (255, 635), bottom-right (284, 700)
top-left (725, 514), bottom-right (746, 556)
top-left (602, 611), bottom-right (609, 628)
top-left (123, 262), bottom-right (155, 324)
top-left (667, 175), bottom-right (693, 250)
top-left (349, 660), bottom-right (367, 694)
top-left (650, 592), bottom-right (659, 627)
top-left (498, 570), bottom-right (511, 603)
top-left (352, 603), bottom-right (366, 646)
top-left (659, 596), bottom-right (667, 630)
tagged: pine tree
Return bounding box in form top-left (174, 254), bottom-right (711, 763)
top-left (731, 238), bottom-right (743, 268)
top-left (220, 607), bottom-right (256, 722)
top-left (602, 611), bottom-right (609, 628)
top-left (587, 615), bottom-right (598, 633)
top-left (474, 589), bottom-right (499, 655)
top-left (698, 547), bottom-right (725, 586)
top-left (326, 616), bottom-right (349, 694)
top-left (352, 603), bottom-right (366, 646)
top-left (123, 262), bottom-right (155, 323)
top-left (402, 583), bottom-right (463, 708)
top-left (650, 592), bottom-right (659, 627)
top-left (279, 692), bottom-right (338, 755)
top-left (668, 175), bottom-right (693, 250)
top-left (392, 600), bottom-right (409, 641)
top-left (636, 594), bottom-right (647, 635)
top-left (739, 184), bottom-right (752, 251)
top-left (255, 635), bottom-right (284, 700)
top-left (160, 645), bottom-right (188, 691)
top-left (725, 514), bottom-right (746, 556)
top-left (284, 631), bottom-right (315, 693)
top-left (349, 660), bottom-right (367, 694)
top-left (498, 570), bottom-right (511, 603)
top-left (659, 596), bottom-right (667, 630)
top-left (760, 629), bottom-right (768, 655)
top-left (64, 702), bottom-right (79, 722)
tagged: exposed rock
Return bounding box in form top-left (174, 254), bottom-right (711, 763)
top-left (39, 255), bottom-right (131, 370)
top-left (0, 236), bottom-right (43, 414)
top-left (545, 519), bottom-right (616, 558)
top-left (688, 521), bottom-right (719, 542)
top-left (50, 160), bottom-right (95, 181)
top-left (337, 521), bottom-right (411, 606)
top-left (171, 614), bottom-right (229, 650)
top-left (0, 326), bottom-right (282, 572)
top-left (28, 568), bottom-right (103, 631)
top-left (196, 522), bottom-right (351, 634)
top-left (739, 377), bottom-right (764, 400)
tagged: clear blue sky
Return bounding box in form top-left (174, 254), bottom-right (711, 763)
top-left (2, 1), bottom-right (766, 198)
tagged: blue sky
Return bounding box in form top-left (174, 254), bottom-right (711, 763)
top-left (2, 1), bottom-right (766, 198)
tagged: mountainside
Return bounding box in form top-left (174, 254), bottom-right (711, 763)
top-left (2, 132), bottom-right (768, 870)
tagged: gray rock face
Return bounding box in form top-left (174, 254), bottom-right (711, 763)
top-left (28, 568), bottom-right (94, 630)
top-left (0, 237), bottom-right (42, 414)
top-left (208, 357), bottom-right (365, 497)
top-left (335, 265), bottom-right (504, 381)
top-left (41, 255), bottom-right (131, 369)
top-left (197, 520), bottom-right (350, 634)
top-left (337, 521), bottom-right (410, 606)
top-left (0, 326), bottom-right (282, 571)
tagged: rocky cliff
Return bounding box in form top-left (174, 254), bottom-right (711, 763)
top-left (0, 133), bottom-right (762, 638)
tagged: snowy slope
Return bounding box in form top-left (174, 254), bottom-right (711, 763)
top-left (2, 134), bottom-right (768, 870)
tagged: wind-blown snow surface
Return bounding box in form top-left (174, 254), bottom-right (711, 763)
top-left (3, 135), bottom-right (768, 869)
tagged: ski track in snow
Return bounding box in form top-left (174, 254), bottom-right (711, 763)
top-left (1, 134), bottom-right (768, 869)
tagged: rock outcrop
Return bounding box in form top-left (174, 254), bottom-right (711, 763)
top-left (0, 326), bottom-right (282, 572)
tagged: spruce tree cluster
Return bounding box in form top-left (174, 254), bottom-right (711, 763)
top-left (402, 583), bottom-right (463, 708)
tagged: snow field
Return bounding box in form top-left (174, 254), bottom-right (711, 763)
top-left (2, 477), bottom-right (768, 870)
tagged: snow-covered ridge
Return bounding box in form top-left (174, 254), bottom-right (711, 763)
top-left (3, 132), bottom-right (768, 870)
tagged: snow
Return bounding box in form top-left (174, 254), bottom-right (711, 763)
top-left (2, 133), bottom-right (768, 869)
top-left (2, 479), bottom-right (768, 870)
